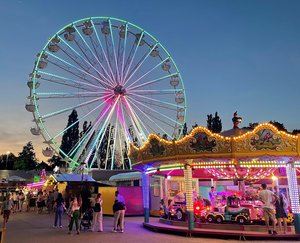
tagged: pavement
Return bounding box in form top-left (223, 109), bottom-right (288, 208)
top-left (3, 211), bottom-right (299, 243)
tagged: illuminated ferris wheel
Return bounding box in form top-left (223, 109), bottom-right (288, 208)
top-left (26, 17), bottom-right (186, 170)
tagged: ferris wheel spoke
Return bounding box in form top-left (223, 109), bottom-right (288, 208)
top-left (69, 101), bottom-right (114, 159)
top-left (39, 68), bottom-right (105, 91)
top-left (123, 101), bottom-right (152, 137)
top-left (40, 77), bottom-right (100, 92)
top-left (91, 21), bottom-right (117, 85)
top-left (122, 97), bottom-right (148, 142)
top-left (84, 96), bottom-right (120, 164)
top-left (87, 119), bottom-right (112, 169)
top-left (41, 94), bottom-right (113, 119)
top-left (108, 19), bottom-right (121, 84)
top-left (126, 58), bottom-right (171, 90)
top-left (123, 31), bottom-right (145, 83)
top-left (120, 23), bottom-right (129, 85)
top-left (55, 38), bottom-right (113, 89)
top-left (128, 92), bottom-right (184, 110)
top-left (126, 98), bottom-right (173, 138)
top-left (123, 43), bottom-right (158, 86)
top-left (127, 96), bottom-right (182, 126)
top-left (74, 39), bottom-right (114, 87)
top-left (44, 59), bottom-right (104, 89)
top-left (127, 73), bottom-right (177, 91)
top-left (128, 88), bottom-right (182, 95)
top-left (45, 51), bottom-right (109, 88)
top-left (89, 36), bottom-right (114, 84)
top-left (129, 97), bottom-right (178, 113)
top-left (52, 98), bottom-right (110, 140)
top-left (119, 100), bottom-right (133, 142)
top-left (72, 26), bottom-right (115, 86)
top-left (36, 90), bottom-right (110, 99)
top-left (110, 113), bottom-right (120, 169)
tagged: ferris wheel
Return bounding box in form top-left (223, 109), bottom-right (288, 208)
top-left (26, 17), bottom-right (186, 170)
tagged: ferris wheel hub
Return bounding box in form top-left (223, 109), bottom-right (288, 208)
top-left (113, 84), bottom-right (126, 96)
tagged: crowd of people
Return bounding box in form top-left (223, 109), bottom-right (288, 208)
top-left (0, 188), bottom-right (127, 235)
top-left (208, 183), bottom-right (289, 235)
top-left (259, 183), bottom-right (289, 235)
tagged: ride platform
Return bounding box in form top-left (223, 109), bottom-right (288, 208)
top-left (143, 218), bottom-right (300, 240)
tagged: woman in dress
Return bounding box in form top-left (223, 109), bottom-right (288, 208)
top-left (274, 187), bottom-right (288, 234)
top-left (92, 193), bottom-right (103, 232)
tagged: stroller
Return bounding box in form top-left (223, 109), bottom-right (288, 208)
top-left (80, 208), bottom-right (93, 230)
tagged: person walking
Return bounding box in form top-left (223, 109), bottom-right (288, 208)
top-left (92, 193), bottom-right (103, 232)
top-left (68, 196), bottom-right (81, 235)
top-left (274, 186), bottom-right (288, 234)
top-left (1, 196), bottom-right (13, 224)
top-left (37, 191), bottom-right (44, 214)
top-left (53, 193), bottom-right (66, 228)
top-left (259, 184), bottom-right (278, 235)
top-left (18, 192), bottom-right (24, 212)
top-left (47, 191), bottom-right (53, 213)
top-left (12, 192), bottom-right (17, 213)
top-left (112, 200), bottom-right (121, 231)
top-left (113, 191), bottom-right (125, 233)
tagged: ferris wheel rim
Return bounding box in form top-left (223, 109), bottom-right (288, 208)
top-left (30, 16), bottom-right (187, 168)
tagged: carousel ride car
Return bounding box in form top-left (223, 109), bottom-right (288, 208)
top-left (206, 195), bottom-right (251, 224)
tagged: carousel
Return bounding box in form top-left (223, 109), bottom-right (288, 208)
top-left (129, 113), bottom-right (300, 238)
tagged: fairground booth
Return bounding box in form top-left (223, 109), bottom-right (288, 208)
top-left (129, 118), bottom-right (300, 237)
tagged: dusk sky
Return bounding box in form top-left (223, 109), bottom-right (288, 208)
top-left (1, 0), bottom-right (300, 161)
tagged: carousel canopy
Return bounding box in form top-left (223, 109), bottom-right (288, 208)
top-left (129, 123), bottom-right (300, 175)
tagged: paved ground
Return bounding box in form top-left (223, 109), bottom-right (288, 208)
top-left (3, 211), bottom-right (299, 243)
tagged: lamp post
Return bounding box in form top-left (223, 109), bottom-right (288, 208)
top-left (5, 151), bottom-right (10, 170)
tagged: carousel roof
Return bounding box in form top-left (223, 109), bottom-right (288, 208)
top-left (129, 123), bottom-right (300, 171)
top-left (220, 127), bottom-right (250, 137)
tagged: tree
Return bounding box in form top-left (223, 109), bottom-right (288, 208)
top-left (207, 112), bottom-right (222, 133)
top-left (0, 153), bottom-right (16, 170)
top-left (292, 129), bottom-right (300, 135)
top-left (207, 114), bottom-right (213, 131)
top-left (212, 112), bottom-right (222, 133)
top-left (14, 141), bottom-right (37, 170)
top-left (47, 155), bottom-right (63, 168)
top-left (269, 120), bottom-right (288, 132)
top-left (244, 122), bottom-right (259, 130)
top-left (36, 161), bottom-right (53, 171)
top-left (182, 122), bottom-right (188, 137)
top-left (60, 109), bottom-right (79, 164)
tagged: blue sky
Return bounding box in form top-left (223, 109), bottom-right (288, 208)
top-left (1, 0), bottom-right (300, 160)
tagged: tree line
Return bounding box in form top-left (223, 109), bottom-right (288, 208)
top-left (1, 110), bottom-right (299, 171)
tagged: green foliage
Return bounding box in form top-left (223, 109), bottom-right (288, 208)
top-left (14, 141), bottom-right (37, 170)
top-left (0, 153), bottom-right (16, 170)
top-left (60, 109), bottom-right (79, 162)
top-left (269, 120), bottom-right (288, 132)
top-left (292, 129), bottom-right (300, 135)
top-left (207, 112), bottom-right (222, 133)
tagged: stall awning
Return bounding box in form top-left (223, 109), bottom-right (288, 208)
top-left (109, 172), bottom-right (142, 182)
top-left (51, 174), bottom-right (95, 182)
top-left (8, 176), bottom-right (26, 182)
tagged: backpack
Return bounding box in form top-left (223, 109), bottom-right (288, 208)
top-left (94, 202), bottom-right (101, 212)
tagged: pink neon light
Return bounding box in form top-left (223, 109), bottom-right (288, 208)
top-left (27, 181), bottom-right (45, 188)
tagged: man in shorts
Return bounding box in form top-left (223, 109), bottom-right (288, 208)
top-left (259, 183), bottom-right (278, 235)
